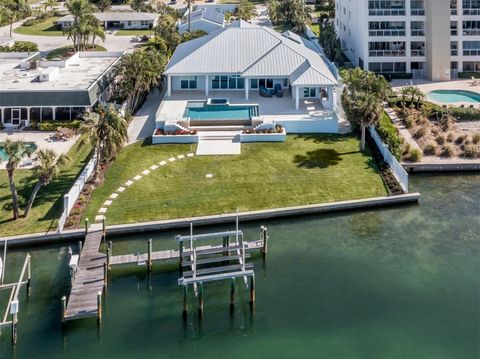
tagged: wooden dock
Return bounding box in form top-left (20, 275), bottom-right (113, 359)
top-left (63, 224), bottom-right (105, 322)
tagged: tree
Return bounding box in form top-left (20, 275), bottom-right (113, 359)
top-left (44, 0), bottom-right (56, 13)
top-left (236, 0), bottom-right (256, 21)
top-left (180, 29), bottom-right (207, 43)
top-left (4, 0), bottom-right (30, 37)
top-left (88, 16), bottom-right (105, 49)
top-left (23, 150), bottom-right (70, 217)
top-left (91, 0), bottom-right (111, 12)
top-left (266, 0), bottom-right (310, 33)
top-left (114, 49), bottom-right (167, 111)
top-left (319, 23), bottom-right (344, 65)
top-left (1, 139), bottom-right (34, 219)
top-left (80, 106), bottom-right (128, 179)
top-left (64, 0), bottom-right (98, 51)
top-left (152, 14), bottom-right (180, 57)
top-left (341, 68), bottom-right (391, 151)
top-left (267, 0), bottom-right (281, 25)
top-left (400, 85), bottom-right (425, 108)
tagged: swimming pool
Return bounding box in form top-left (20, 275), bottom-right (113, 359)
top-left (0, 142), bottom-right (37, 161)
top-left (427, 90), bottom-right (480, 104)
top-left (184, 102), bottom-right (259, 121)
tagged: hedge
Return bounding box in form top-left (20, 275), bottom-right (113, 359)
top-left (458, 72), bottom-right (480, 79)
top-left (37, 120), bottom-right (82, 131)
top-left (376, 112), bottom-right (404, 160)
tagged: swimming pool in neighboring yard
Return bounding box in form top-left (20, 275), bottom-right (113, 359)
top-left (0, 142), bottom-right (37, 161)
top-left (184, 101), bottom-right (259, 121)
top-left (427, 90), bottom-right (480, 104)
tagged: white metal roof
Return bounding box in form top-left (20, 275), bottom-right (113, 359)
top-left (57, 12), bottom-right (159, 23)
top-left (181, 7), bottom-right (225, 26)
top-left (165, 21), bottom-right (338, 86)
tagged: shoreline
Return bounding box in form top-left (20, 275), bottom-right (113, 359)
top-left (1, 193), bottom-right (420, 246)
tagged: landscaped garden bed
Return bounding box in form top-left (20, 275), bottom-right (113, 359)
top-left (152, 129), bottom-right (199, 144)
top-left (83, 135), bottom-right (388, 226)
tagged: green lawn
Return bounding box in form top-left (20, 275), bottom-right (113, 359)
top-left (115, 29), bottom-right (153, 36)
top-left (0, 138), bottom-right (92, 237)
top-left (46, 45), bottom-right (107, 60)
top-left (84, 135), bottom-right (388, 225)
top-left (309, 23), bottom-right (320, 36)
top-left (14, 17), bottom-right (64, 36)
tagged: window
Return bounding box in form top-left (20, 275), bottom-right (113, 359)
top-left (250, 79), bottom-right (258, 89)
top-left (303, 88), bottom-right (316, 98)
top-left (180, 76), bottom-right (197, 89)
top-left (212, 75), bottom-right (244, 89)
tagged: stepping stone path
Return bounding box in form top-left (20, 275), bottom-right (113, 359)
top-left (95, 154), bottom-right (193, 222)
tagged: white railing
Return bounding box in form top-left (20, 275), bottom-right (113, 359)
top-left (369, 126), bottom-right (409, 193)
top-left (57, 150), bottom-right (98, 232)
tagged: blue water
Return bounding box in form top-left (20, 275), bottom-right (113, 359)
top-left (185, 104), bottom-right (257, 120)
top-left (0, 142), bottom-right (37, 161)
top-left (427, 90), bottom-right (480, 104)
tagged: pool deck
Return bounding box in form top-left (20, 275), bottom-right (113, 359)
top-left (391, 79), bottom-right (480, 107)
top-left (0, 130), bottom-right (77, 169)
top-left (157, 90), bottom-right (342, 127)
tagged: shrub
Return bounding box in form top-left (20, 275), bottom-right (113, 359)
top-left (376, 112), bottom-right (403, 160)
top-left (413, 126), bottom-right (428, 139)
top-left (455, 134), bottom-right (467, 145)
top-left (402, 142), bottom-right (411, 156)
top-left (473, 133), bottom-right (480, 144)
top-left (408, 148), bottom-right (422, 163)
top-left (405, 115), bottom-right (415, 129)
top-left (38, 120), bottom-right (82, 131)
top-left (446, 132), bottom-right (455, 142)
top-left (435, 134), bottom-right (445, 145)
top-left (463, 144), bottom-right (480, 158)
top-left (441, 144), bottom-right (454, 157)
top-left (423, 141), bottom-right (437, 155)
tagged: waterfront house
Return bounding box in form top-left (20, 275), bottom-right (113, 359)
top-left (177, 7), bottom-right (226, 34)
top-left (160, 21), bottom-right (341, 133)
top-left (56, 12), bottom-right (160, 30)
top-left (0, 51), bottom-right (123, 128)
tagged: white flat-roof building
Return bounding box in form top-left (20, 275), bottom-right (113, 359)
top-left (335, 0), bottom-right (480, 81)
top-left (56, 12), bottom-right (159, 30)
top-left (0, 51), bottom-right (123, 128)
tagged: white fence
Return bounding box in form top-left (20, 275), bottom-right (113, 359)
top-left (369, 126), bottom-right (409, 193)
top-left (57, 151), bottom-right (97, 232)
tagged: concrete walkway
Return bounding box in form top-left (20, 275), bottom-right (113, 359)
top-left (196, 131), bottom-right (242, 155)
top-left (127, 88), bottom-right (164, 144)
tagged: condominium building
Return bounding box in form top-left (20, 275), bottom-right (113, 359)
top-left (335, 0), bottom-right (480, 81)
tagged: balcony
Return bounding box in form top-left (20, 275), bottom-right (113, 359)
top-left (411, 50), bottom-right (425, 57)
top-left (463, 49), bottom-right (480, 56)
top-left (369, 50), bottom-right (406, 57)
top-left (411, 30), bottom-right (425, 36)
top-left (463, 9), bottom-right (480, 15)
top-left (463, 29), bottom-right (480, 36)
top-left (368, 9), bottom-right (406, 16)
top-left (368, 30), bottom-right (406, 37)
top-left (410, 9), bottom-right (425, 16)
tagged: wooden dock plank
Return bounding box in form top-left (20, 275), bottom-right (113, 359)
top-left (64, 227), bottom-right (105, 321)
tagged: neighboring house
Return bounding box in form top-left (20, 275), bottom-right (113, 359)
top-left (178, 7), bottom-right (226, 34)
top-left (335, 0), bottom-right (480, 81)
top-left (56, 12), bottom-right (159, 30)
top-left (0, 51), bottom-right (123, 128)
top-left (0, 37), bottom-right (15, 48)
top-left (165, 21), bottom-right (338, 110)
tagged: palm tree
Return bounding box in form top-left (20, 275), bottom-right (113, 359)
top-left (341, 68), bottom-right (391, 151)
top-left (152, 14), bottom-right (180, 57)
top-left (187, 0), bottom-right (191, 32)
top-left (2, 139), bottom-right (34, 219)
top-left (64, 0), bottom-right (98, 51)
top-left (44, 0), bottom-right (56, 13)
top-left (236, 0), bottom-right (256, 21)
top-left (23, 150), bottom-right (70, 217)
top-left (88, 16), bottom-right (105, 50)
top-left (267, 0), bottom-right (281, 25)
top-left (114, 49), bottom-right (167, 111)
top-left (79, 106), bottom-right (128, 179)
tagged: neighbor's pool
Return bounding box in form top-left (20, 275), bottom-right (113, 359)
top-left (0, 142), bottom-right (37, 161)
top-left (184, 102), bottom-right (259, 121)
top-left (427, 89), bottom-right (480, 104)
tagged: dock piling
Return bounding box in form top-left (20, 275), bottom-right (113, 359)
top-left (230, 278), bottom-right (235, 308)
top-left (103, 262), bottom-right (108, 287)
top-left (261, 226), bottom-right (268, 258)
top-left (11, 312), bottom-right (17, 345)
top-left (147, 239), bottom-right (152, 273)
top-left (84, 218), bottom-right (89, 234)
top-left (106, 247), bottom-right (111, 273)
top-left (198, 282), bottom-right (204, 317)
top-left (78, 240), bottom-right (83, 258)
top-left (26, 255), bottom-right (32, 297)
top-left (249, 274), bottom-right (255, 306)
top-left (182, 285), bottom-right (188, 317)
top-left (102, 217), bottom-right (106, 242)
top-left (97, 291), bottom-right (102, 324)
top-left (61, 296), bottom-right (66, 322)
top-left (177, 235), bottom-right (183, 271)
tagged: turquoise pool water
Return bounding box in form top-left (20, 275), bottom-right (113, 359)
top-left (427, 90), bottom-right (480, 103)
top-left (0, 174), bottom-right (479, 358)
top-left (184, 103), bottom-right (258, 121)
top-left (0, 142), bottom-right (37, 161)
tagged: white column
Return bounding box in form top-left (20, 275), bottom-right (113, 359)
top-left (52, 107), bottom-right (56, 121)
top-left (245, 77), bottom-right (249, 100)
top-left (167, 75), bottom-right (172, 97)
top-left (295, 86), bottom-right (299, 110)
top-left (205, 75), bottom-right (209, 97)
top-left (0, 107), bottom-right (4, 125)
top-left (26, 107), bottom-right (30, 127)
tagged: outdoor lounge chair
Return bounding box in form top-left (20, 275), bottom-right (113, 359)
top-left (259, 86), bottom-right (273, 98)
top-left (471, 77), bottom-right (478, 86)
top-left (274, 84), bottom-right (283, 97)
